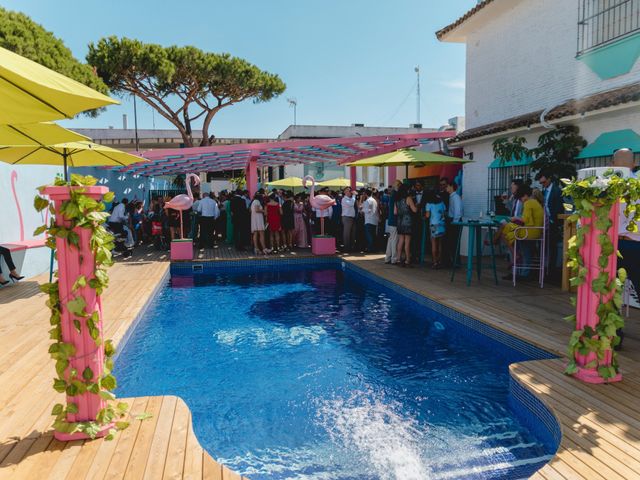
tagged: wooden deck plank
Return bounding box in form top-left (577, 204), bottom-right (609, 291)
top-left (182, 414), bottom-right (203, 480)
top-left (1, 246), bottom-right (640, 479)
top-left (142, 395), bottom-right (178, 480)
top-left (46, 440), bottom-right (85, 480)
top-left (103, 397), bottom-right (149, 480)
top-left (122, 396), bottom-right (164, 480)
top-left (162, 398), bottom-right (191, 480)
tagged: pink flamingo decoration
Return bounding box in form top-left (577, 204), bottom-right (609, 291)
top-left (303, 175), bottom-right (336, 236)
top-left (164, 173), bottom-right (200, 238)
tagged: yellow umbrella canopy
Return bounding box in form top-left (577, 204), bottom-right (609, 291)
top-left (0, 122), bottom-right (89, 146)
top-left (346, 149), bottom-right (472, 167)
top-left (266, 176), bottom-right (304, 188)
top-left (317, 177), bottom-right (365, 188)
top-left (0, 46), bottom-right (118, 124)
top-left (0, 141), bottom-right (144, 180)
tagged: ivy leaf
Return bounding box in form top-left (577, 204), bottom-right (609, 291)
top-left (134, 412), bottom-right (154, 421)
top-left (73, 319), bottom-right (81, 333)
top-left (99, 390), bottom-right (116, 401)
top-left (100, 374), bottom-right (117, 391)
top-left (564, 361), bottom-right (578, 375)
top-left (72, 275), bottom-right (87, 290)
top-left (33, 225), bottom-right (47, 236)
top-left (34, 195), bottom-right (50, 212)
top-left (66, 402), bottom-right (79, 414)
top-left (53, 378), bottom-right (67, 393)
top-left (66, 297), bottom-right (87, 317)
top-left (82, 366), bottom-right (94, 381)
top-left (115, 421), bottom-right (130, 430)
top-left (51, 403), bottom-right (64, 416)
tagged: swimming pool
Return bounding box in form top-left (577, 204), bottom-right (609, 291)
top-left (115, 261), bottom-right (558, 479)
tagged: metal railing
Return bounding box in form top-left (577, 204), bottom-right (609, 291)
top-left (578, 0), bottom-right (640, 55)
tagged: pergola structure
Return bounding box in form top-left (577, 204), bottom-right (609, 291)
top-left (116, 131), bottom-right (456, 196)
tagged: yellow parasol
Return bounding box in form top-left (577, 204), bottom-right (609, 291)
top-left (0, 46), bottom-right (117, 124)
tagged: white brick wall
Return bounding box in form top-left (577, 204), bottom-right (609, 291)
top-left (461, 108), bottom-right (640, 219)
top-left (465, 0), bottom-right (640, 129)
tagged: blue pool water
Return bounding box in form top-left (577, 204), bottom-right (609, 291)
top-left (115, 266), bottom-right (555, 479)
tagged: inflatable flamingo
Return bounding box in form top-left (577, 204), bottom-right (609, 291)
top-left (303, 175), bottom-right (336, 236)
top-left (165, 173), bottom-right (200, 238)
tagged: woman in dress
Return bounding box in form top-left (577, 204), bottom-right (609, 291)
top-left (266, 193), bottom-right (283, 252)
top-left (293, 194), bottom-right (309, 248)
top-left (501, 185), bottom-right (544, 277)
top-left (394, 184), bottom-right (418, 267)
top-left (250, 192), bottom-right (267, 255)
top-left (281, 191), bottom-right (295, 250)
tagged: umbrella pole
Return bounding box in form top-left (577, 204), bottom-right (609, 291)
top-left (321, 216), bottom-right (325, 236)
top-left (63, 151), bottom-right (68, 182)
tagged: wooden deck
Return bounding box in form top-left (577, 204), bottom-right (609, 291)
top-left (1, 243), bottom-right (639, 479)
top-left (0, 247), bottom-right (247, 480)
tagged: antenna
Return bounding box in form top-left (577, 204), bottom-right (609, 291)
top-left (414, 66), bottom-right (421, 125)
top-left (287, 98), bottom-right (298, 126)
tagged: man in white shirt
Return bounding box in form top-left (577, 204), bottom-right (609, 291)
top-left (361, 189), bottom-right (379, 252)
top-left (445, 182), bottom-right (463, 267)
top-left (197, 193), bottom-right (220, 248)
top-left (341, 187), bottom-right (356, 251)
top-left (108, 198), bottom-right (128, 226)
top-left (447, 183), bottom-right (463, 222)
top-left (108, 198), bottom-right (135, 248)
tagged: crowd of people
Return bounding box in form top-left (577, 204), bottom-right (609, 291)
top-left (104, 154), bottom-right (637, 291)
top-left (105, 177), bottom-right (469, 267)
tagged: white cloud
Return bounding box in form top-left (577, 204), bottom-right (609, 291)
top-left (440, 79), bottom-right (466, 90)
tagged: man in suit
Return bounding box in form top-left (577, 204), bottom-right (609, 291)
top-left (230, 189), bottom-right (250, 251)
top-left (535, 170), bottom-right (563, 278)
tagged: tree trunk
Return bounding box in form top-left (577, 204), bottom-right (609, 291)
top-left (200, 106), bottom-right (222, 147)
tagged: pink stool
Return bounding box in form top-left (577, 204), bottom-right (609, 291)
top-left (311, 236), bottom-right (335, 255)
top-left (171, 239), bottom-right (193, 261)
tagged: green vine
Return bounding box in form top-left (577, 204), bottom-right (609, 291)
top-left (35, 174), bottom-right (130, 440)
top-left (562, 170), bottom-right (640, 380)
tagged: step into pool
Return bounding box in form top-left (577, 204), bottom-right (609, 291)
top-left (115, 262), bottom-right (559, 479)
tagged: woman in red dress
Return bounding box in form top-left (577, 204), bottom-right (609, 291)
top-left (266, 193), bottom-right (283, 252)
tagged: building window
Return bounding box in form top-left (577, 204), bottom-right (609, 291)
top-left (578, 0), bottom-right (640, 55)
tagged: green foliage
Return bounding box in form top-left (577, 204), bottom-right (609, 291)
top-left (229, 171), bottom-right (247, 190)
top-left (0, 7), bottom-right (108, 117)
top-left (36, 174), bottom-right (130, 440)
top-left (86, 37), bottom-right (286, 146)
top-left (492, 136), bottom-right (529, 166)
top-left (530, 125), bottom-right (587, 180)
top-left (561, 171), bottom-right (640, 380)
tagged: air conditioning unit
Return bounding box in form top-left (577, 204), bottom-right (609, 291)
top-left (577, 166), bottom-right (632, 180)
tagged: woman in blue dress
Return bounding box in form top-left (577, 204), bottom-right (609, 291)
top-left (425, 190), bottom-right (446, 269)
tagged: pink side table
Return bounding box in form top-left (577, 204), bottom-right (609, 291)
top-left (171, 239), bottom-right (193, 261)
top-left (311, 236), bottom-right (335, 256)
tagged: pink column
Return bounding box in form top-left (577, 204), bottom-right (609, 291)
top-left (573, 201), bottom-right (622, 384)
top-left (43, 186), bottom-right (114, 440)
top-left (246, 156), bottom-right (258, 198)
top-left (387, 166), bottom-right (397, 186)
top-left (350, 166), bottom-right (357, 190)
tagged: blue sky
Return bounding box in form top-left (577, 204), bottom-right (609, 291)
top-left (3, 0), bottom-right (474, 138)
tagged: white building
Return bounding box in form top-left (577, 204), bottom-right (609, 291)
top-left (438, 0), bottom-right (640, 217)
